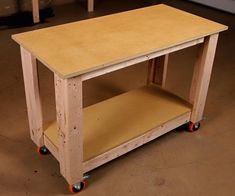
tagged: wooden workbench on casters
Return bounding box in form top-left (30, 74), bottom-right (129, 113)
top-left (12, 4), bottom-right (227, 193)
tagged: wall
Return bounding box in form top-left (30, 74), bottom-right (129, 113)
top-left (190, 0), bottom-right (235, 14)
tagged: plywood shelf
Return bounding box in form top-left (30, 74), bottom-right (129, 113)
top-left (44, 85), bottom-right (191, 162)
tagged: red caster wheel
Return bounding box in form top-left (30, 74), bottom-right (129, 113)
top-left (188, 122), bottom-right (200, 132)
top-left (69, 181), bottom-right (86, 193)
top-left (37, 146), bottom-right (50, 155)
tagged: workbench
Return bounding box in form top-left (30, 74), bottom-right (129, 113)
top-left (12, 4), bottom-right (227, 193)
top-left (31, 0), bottom-right (94, 23)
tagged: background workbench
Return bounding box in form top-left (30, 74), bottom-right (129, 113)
top-left (32, 0), bottom-right (94, 23)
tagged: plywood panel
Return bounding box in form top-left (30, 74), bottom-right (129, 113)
top-left (83, 112), bottom-right (191, 172)
top-left (12, 4), bottom-right (227, 78)
top-left (44, 85), bottom-right (191, 161)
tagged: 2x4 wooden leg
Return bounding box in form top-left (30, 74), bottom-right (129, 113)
top-left (32, 0), bottom-right (40, 23)
top-left (88, 0), bottom-right (94, 12)
top-left (147, 34), bottom-right (218, 127)
top-left (20, 47), bottom-right (44, 147)
top-left (21, 49), bottom-right (84, 187)
top-left (54, 74), bottom-right (84, 185)
top-left (147, 54), bottom-right (169, 87)
top-left (189, 34), bottom-right (219, 123)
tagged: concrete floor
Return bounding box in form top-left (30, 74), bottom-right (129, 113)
top-left (0, 0), bottom-right (235, 195)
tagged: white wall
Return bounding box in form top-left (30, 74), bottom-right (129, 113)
top-left (190, 0), bottom-right (235, 14)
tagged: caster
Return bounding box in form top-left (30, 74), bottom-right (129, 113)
top-left (37, 146), bottom-right (50, 155)
top-left (188, 122), bottom-right (200, 132)
top-left (69, 181), bottom-right (86, 193)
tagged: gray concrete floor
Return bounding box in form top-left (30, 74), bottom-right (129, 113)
top-left (0, 0), bottom-right (235, 195)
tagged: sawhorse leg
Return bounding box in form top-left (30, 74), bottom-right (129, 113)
top-left (54, 74), bottom-right (84, 186)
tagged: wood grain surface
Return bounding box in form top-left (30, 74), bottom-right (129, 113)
top-left (12, 4), bottom-right (227, 78)
top-left (44, 85), bottom-right (191, 161)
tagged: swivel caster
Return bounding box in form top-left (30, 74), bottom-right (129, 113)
top-left (188, 122), bottom-right (200, 132)
top-left (69, 181), bottom-right (86, 193)
top-left (37, 146), bottom-right (50, 155)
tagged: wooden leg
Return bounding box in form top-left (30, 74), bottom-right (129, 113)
top-left (190, 34), bottom-right (219, 123)
top-left (147, 54), bottom-right (169, 87)
top-left (189, 44), bottom-right (204, 104)
top-left (54, 74), bottom-right (83, 185)
top-left (88, 0), bottom-right (94, 12)
top-left (20, 46), bottom-right (43, 147)
top-left (32, 0), bottom-right (40, 23)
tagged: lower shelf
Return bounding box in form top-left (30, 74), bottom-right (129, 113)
top-left (44, 85), bottom-right (191, 171)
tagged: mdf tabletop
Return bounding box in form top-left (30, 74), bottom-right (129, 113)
top-left (12, 4), bottom-right (227, 193)
top-left (12, 4), bottom-right (226, 78)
